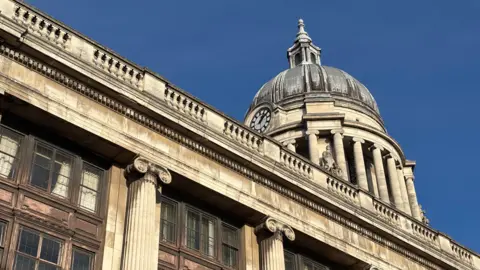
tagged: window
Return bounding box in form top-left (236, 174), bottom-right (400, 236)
top-left (294, 53), bottom-right (302, 66)
top-left (30, 142), bottom-right (73, 198)
top-left (185, 209), bottom-right (216, 257)
top-left (71, 248), bottom-right (94, 270)
top-left (160, 201), bottom-right (177, 244)
top-left (0, 126), bottom-right (22, 179)
top-left (79, 163), bottom-right (103, 213)
top-left (284, 251), bottom-right (330, 270)
top-left (284, 251), bottom-right (295, 270)
top-left (222, 224), bottom-right (239, 268)
top-left (158, 197), bottom-right (240, 269)
top-left (310, 53), bottom-right (317, 64)
top-left (0, 221), bottom-right (6, 259)
top-left (14, 228), bottom-right (62, 270)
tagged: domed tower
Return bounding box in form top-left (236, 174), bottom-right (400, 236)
top-left (245, 19), bottom-right (423, 220)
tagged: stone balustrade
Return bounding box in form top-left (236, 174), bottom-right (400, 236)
top-left (280, 150), bottom-right (313, 179)
top-left (373, 200), bottom-right (399, 225)
top-left (12, 5), bottom-right (71, 49)
top-left (410, 221), bottom-right (438, 246)
top-left (326, 177), bottom-right (359, 204)
top-left (92, 49), bottom-right (144, 88)
top-left (451, 243), bottom-right (473, 264)
top-left (164, 87), bottom-right (207, 122)
top-left (224, 121), bottom-right (263, 153)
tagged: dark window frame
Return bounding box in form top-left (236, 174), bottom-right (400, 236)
top-left (14, 227), bottom-right (63, 270)
top-left (0, 125), bottom-right (24, 181)
top-left (71, 246), bottom-right (95, 270)
top-left (284, 250), bottom-right (330, 270)
top-left (29, 140), bottom-right (76, 199)
top-left (6, 131), bottom-right (108, 217)
top-left (158, 197), bottom-right (241, 269)
top-left (78, 162), bottom-right (104, 214)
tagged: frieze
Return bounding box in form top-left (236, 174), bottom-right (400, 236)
top-left (0, 43), bottom-right (464, 270)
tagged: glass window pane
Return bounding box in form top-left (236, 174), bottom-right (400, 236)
top-left (17, 229), bottom-right (39, 256)
top-left (40, 237), bottom-right (61, 263)
top-left (38, 262), bottom-right (59, 270)
top-left (222, 226), bottom-right (238, 247)
top-left (31, 165), bottom-right (50, 190)
top-left (79, 187), bottom-right (97, 212)
top-left (222, 244), bottom-right (237, 268)
top-left (81, 165), bottom-right (101, 190)
top-left (51, 153), bottom-right (72, 198)
top-left (34, 144), bottom-right (53, 169)
top-left (160, 202), bottom-right (176, 243)
top-left (0, 222), bottom-right (6, 245)
top-left (0, 127), bottom-right (21, 179)
top-left (14, 254), bottom-right (35, 270)
top-left (72, 249), bottom-right (93, 270)
top-left (186, 211), bottom-right (200, 250)
top-left (284, 251), bottom-right (295, 270)
top-left (201, 217), bottom-right (215, 257)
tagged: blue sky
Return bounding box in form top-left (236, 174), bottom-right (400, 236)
top-left (25, 0), bottom-right (480, 252)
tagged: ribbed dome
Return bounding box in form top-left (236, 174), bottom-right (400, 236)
top-left (250, 64), bottom-right (379, 114)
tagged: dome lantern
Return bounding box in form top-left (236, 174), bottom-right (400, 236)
top-left (287, 19), bottom-right (322, 68)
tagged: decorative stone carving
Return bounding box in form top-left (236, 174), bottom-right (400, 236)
top-left (164, 87), bottom-right (207, 122)
top-left (13, 5), bottom-right (71, 49)
top-left (320, 145), bottom-right (343, 178)
top-left (255, 217), bottom-right (295, 242)
top-left (92, 49), bottom-right (144, 88)
top-left (124, 156), bottom-right (172, 186)
top-left (419, 204), bottom-right (430, 225)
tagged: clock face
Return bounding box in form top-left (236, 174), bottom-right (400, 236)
top-left (250, 108), bottom-right (271, 133)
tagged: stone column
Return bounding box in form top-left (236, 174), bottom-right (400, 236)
top-left (385, 155), bottom-right (404, 210)
top-left (405, 176), bottom-right (422, 221)
top-left (370, 144), bottom-right (388, 202)
top-left (122, 157), bottom-right (172, 270)
top-left (352, 138), bottom-right (368, 190)
top-left (306, 130), bottom-right (319, 164)
top-left (255, 217), bottom-right (295, 270)
top-left (397, 165), bottom-right (412, 215)
top-left (331, 129), bottom-right (347, 180)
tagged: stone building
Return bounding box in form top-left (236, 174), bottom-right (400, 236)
top-left (0, 0), bottom-right (476, 269)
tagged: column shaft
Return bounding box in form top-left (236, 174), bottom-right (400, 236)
top-left (372, 146), bottom-right (389, 203)
top-left (123, 173), bottom-right (157, 270)
top-left (307, 131), bottom-right (319, 164)
top-left (406, 177), bottom-right (422, 221)
top-left (332, 132), bottom-right (347, 180)
top-left (397, 168), bottom-right (412, 215)
top-left (386, 157), bottom-right (404, 210)
top-left (353, 138), bottom-right (368, 190)
top-left (260, 233), bottom-right (285, 270)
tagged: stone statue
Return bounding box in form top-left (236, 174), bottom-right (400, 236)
top-left (320, 145), bottom-right (343, 178)
top-left (419, 204), bottom-right (430, 225)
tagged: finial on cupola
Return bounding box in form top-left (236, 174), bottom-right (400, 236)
top-left (287, 19), bottom-right (322, 68)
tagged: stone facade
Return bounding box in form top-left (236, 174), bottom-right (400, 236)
top-left (0, 1), bottom-right (475, 270)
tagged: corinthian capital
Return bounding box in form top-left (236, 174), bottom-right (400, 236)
top-left (255, 217), bottom-right (295, 242)
top-left (124, 157), bottom-right (172, 186)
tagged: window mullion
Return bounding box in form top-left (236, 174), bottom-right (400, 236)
top-left (47, 149), bottom-right (55, 193)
